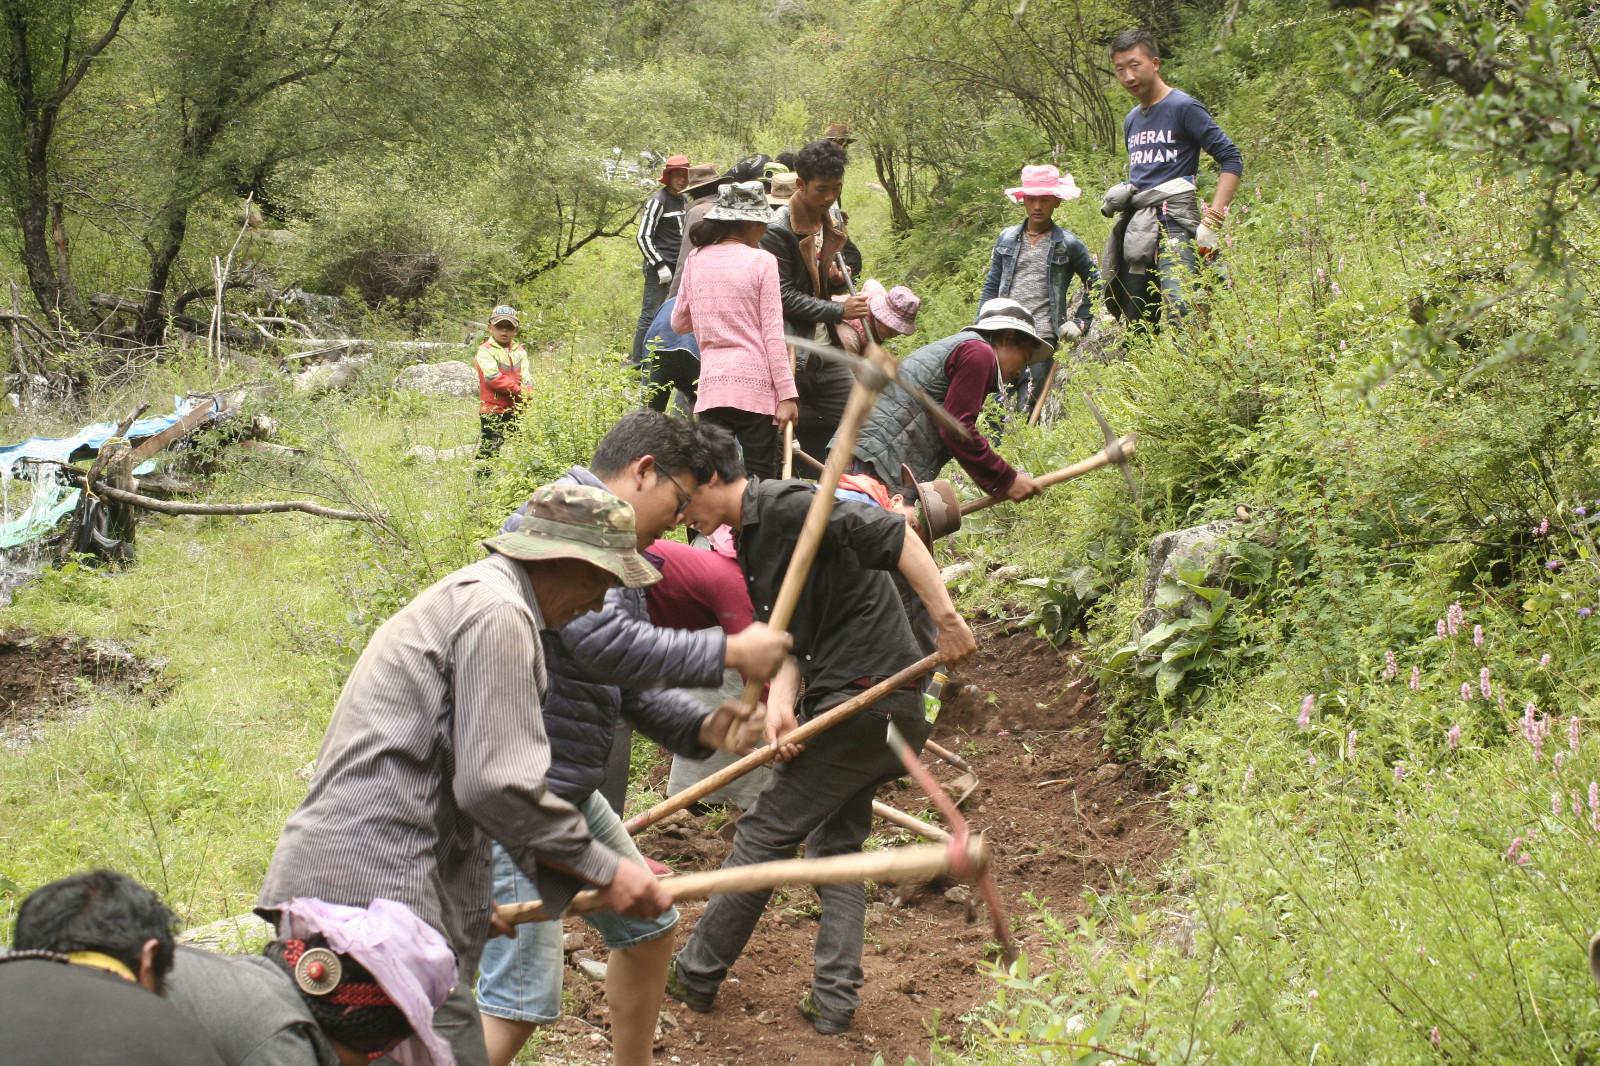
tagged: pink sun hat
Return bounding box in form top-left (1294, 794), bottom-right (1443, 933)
top-left (1005, 164), bottom-right (1082, 203)
top-left (861, 278), bottom-right (921, 336)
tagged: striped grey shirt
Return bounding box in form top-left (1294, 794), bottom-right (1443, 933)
top-left (256, 553), bottom-right (617, 966)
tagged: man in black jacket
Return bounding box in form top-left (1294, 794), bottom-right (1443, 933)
top-left (761, 138), bottom-right (871, 460)
top-left (631, 155), bottom-right (690, 365)
top-left (478, 411), bottom-right (791, 1066)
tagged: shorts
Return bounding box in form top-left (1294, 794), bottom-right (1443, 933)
top-left (475, 791), bottom-right (679, 1023)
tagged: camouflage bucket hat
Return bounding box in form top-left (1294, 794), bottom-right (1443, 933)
top-left (484, 484), bottom-right (661, 588)
top-left (704, 181), bottom-right (775, 225)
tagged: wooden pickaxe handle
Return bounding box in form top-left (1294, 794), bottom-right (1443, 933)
top-left (872, 800), bottom-right (951, 841)
top-left (635, 652), bottom-right (941, 834)
top-left (496, 838), bottom-right (989, 925)
top-left (958, 434), bottom-right (1137, 517)
top-left (923, 738), bottom-right (974, 775)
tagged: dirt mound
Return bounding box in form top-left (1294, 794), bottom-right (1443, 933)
top-left (0, 629), bottom-right (160, 749)
top-left (542, 633), bottom-right (1173, 1065)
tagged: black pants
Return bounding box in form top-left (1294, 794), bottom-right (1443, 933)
top-left (794, 353), bottom-right (853, 463)
top-left (643, 347), bottom-right (699, 413)
top-left (477, 413), bottom-right (515, 460)
top-left (701, 407), bottom-right (781, 480)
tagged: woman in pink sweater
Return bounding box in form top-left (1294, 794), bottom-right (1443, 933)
top-left (671, 181), bottom-right (797, 479)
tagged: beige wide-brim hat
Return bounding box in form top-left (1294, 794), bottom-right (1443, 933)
top-left (767, 171), bottom-right (799, 206)
top-left (484, 484), bottom-right (661, 588)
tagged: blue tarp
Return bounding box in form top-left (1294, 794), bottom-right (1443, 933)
top-left (0, 396), bottom-right (209, 549)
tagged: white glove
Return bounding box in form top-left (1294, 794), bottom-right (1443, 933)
top-left (1061, 320), bottom-right (1084, 340)
top-left (655, 264), bottom-right (672, 286)
top-left (1195, 223), bottom-right (1221, 253)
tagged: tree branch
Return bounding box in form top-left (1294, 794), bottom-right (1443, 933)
top-left (50, 0), bottom-right (137, 109)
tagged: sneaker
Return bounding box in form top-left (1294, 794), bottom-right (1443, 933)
top-left (797, 992), bottom-right (852, 1035)
top-left (664, 956), bottom-right (715, 1014)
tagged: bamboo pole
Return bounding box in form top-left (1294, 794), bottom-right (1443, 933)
top-left (497, 838), bottom-right (987, 925)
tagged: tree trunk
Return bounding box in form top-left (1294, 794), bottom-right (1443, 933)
top-left (135, 204), bottom-right (193, 346)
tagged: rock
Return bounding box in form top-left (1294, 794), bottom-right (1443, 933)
top-left (394, 360), bottom-right (477, 398)
top-left (293, 759), bottom-right (316, 781)
top-left (293, 355), bottom-right (368, 394)
top-left (405, 443), bottom-right (476, 464)
top-left (990, 565), bottom-right (1025, 581)
top-left (754, 1009), bottom-right (778, 1025)
top-left (1138, 519), bottom-right (1239, 631)
top-left (179, 913), bottom-right (273, 954)
top-left (1095, 762), bottom-right (1126, 783)
top-left (562, 931), bottom-right (583, 954)
top-left (943, 885), bottom-right (972, 906)
top-left (575, 957), bottom-right (608, 983)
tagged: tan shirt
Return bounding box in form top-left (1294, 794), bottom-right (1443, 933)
top-left (257, 553), bottom-right (616, 966)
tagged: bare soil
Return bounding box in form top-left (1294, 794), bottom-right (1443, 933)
top-left (0, 628), bottom-right (159, 749)
top-left (537, 632), bottom-right (1174, 1065)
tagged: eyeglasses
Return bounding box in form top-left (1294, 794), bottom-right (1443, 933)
top-left (660, 468), bottom-right (695, 517)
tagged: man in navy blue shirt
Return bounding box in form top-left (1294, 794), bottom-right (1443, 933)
top-left (1103, 28), bottom-right (1243, 325)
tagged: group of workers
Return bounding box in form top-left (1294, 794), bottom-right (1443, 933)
top-left (2, 26), bottom-right (1241, 1066)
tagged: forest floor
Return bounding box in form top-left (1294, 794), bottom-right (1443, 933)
top-left (534, 632), bottom-right (1174, 1065)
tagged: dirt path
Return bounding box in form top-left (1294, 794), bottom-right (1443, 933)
top-left (538, 632), bottom-right (1173, 1065)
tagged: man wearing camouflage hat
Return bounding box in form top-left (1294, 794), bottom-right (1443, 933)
top-left (258, 483), bottom-right (762, 1066)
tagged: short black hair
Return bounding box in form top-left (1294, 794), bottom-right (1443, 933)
top-left (794, 139), bottom-right (847, 183)
top-left (265, 935), bottom-right (410, 1053)
top-left (774, 151), bottom-right (798, 171)
top-left (1110, 28), bottom-right (1159, 59)
top-left (694, 421), bottom-right (746, 482)
top-left (591, 410), bottom-right (712, 483)
top-left (689, 217), bottom-right (766, 248)
top-left (13, 870), bottom-right (177, 988)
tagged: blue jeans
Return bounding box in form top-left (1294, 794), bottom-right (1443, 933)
top-left (475, 791), bottom-right (679, 1023)
top-left (631, 265), bottom-right (672, 366)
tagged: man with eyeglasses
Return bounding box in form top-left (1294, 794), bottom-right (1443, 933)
top-left (480, 410), bottom-right (792, 1066)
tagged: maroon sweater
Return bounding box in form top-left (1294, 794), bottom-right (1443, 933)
top-left (940, 339), bottom-right (1017, 495)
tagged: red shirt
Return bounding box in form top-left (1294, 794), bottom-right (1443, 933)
top-left (642, 539), bottom-right (754, 635)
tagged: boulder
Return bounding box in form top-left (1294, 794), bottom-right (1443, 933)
top-left (394, 360), bottom-right (477, 399)
top-left (405, 443), bottom-right (477, 464)
top-left (1138, 519), bottom-right (1238, 631)
top-left (293, 355), bottom-right (368, 395)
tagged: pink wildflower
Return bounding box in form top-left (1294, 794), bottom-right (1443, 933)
top-left (1589, 781), bottom-right (1598, 813)
top-left (1556, 752), bottom-right (1568, 772)
top-left (1330, 281), bottom-right (1342, 296)
top-left (1479, 667), bottom-right (1492, 700)
top-left (1460, 682), bottom-right (1472, 702)
top-left (1308, 752), bottom-right (1318, 767)
top-left (1346, 730), bottom-right (1358, 760)
top-left (1539, 518), bottom-right (1550, 536)
top-left (1382, 651), bottom-right (1398, 681)
top-left (1447, 602), bottom-right (1464, 635)
top-left (1540, 654), bottom-right (1551, 668)
top-left (1394, 763), bottom-right (1406, 783)
top-left (1298, 694), bottom-right (1314, 730)
top-left (1436, 619), bottom-right (1447, 640)
top-left (1571, 717), bottom-right (1581, 753)
top-left (1409, 665), bottom-right (1420, 691)
top-left (1506, 836), bottom-right (1523, 863)
top-left (1574, 792), bottom-right (1584, 816)
top-left (1554, 791), bottom-right (1564, 815)
top-left (1447, 723), bottom-right (1461, 750)
top-left (1430, 1026), bottom-right (1441, 1049)
top-left (1473, 624), bottom-right (1483, 648)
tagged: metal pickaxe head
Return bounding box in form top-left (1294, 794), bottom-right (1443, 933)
top-left (1082, 390), bottom-right (1140, 503)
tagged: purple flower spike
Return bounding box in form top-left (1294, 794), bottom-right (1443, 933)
top-left (1589, 782), bottom-right (1598, 813)
top-left (1430, 1028), bottom-right (1441, 1049)
top-left (1571, 717), bottom-right (1581, 753)
top-left (1460, 682), bottom-right (1472, 701)
top-left (1346, 730), bottom-right (1358, 760)
top-left (1298, 694), bottom-right (1314, 730)
top-left (1581, 608), bottom-right (1593, 619)
top-left (1577, 506), bottom-right (1588, 518)
top-left (1446, 723), bottom-right (1461, 750)
top-left (1549, 559), bottom-right (1565, 571)
top-left (1393, 763), bottom-right (1406, 783)
top-left (1382, 650), bottom-right (1398, 681)
top-left (1479, 667), bottom-right (1492, 700)
top-left (1472, 624), bottom-right (1484, 648)
top-left (1409, 665), bottom-right (1420, 691)
top-left (1554, 791), bottom-right (1565, 815)
top-left (1540, 654), bottom-right (1552, 668)
top-left (1436, 619), bottom-right (1447, 640)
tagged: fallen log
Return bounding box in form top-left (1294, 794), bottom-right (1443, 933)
top-left (50, 465), bottom-right (380, 523)
top-left (497, 838), bottom-right (988, 925)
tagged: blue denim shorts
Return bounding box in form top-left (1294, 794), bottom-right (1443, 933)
top-left (475, 791), bottom-right (679, 1023)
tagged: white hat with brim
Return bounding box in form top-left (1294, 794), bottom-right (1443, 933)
top-left (971, 297), bottom-right (1055, 359)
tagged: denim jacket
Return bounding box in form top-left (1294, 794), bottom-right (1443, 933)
top-left (978, 223), bottom-right (1100, 337)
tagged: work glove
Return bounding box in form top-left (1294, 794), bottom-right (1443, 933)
top-left (655, 264), bottom-right (672, 286)
top-left (1195, 207), bottom-right (1226, 255)
top-left (1061, 319), bottom-right (1084, 341)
